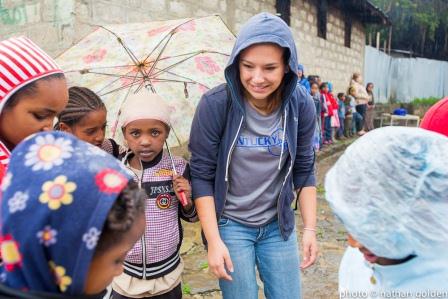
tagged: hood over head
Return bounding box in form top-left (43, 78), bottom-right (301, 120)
top-left (325, 127), bottom-right (448, 259)
top-left (224, 13), bottom-right (299, 111)
top-left (420, 97), bottom-right (448, 137)
top-left (1, 131), bottom-right (132, 295)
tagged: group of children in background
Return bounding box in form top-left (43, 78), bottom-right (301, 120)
top-left (0, 36), bottom-right (195, 299)
top-left (297, 65), bottom-right (374, 152)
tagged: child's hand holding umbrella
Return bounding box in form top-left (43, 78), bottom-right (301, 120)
top-left (172, 174), bottom-right (192, 210)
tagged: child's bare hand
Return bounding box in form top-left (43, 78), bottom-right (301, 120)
top-left (173, 175), bottom-right (192, 210)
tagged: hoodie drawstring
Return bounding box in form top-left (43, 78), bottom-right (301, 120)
top-left (278, 110), bottom-right (287, 170)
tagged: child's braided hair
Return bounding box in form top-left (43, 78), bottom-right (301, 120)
top-left (95, 180), bottom-right (146, 254)
top-left (55, 86), bottom-right (105, 129)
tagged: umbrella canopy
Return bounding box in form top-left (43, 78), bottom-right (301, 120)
top-left (56, 15), bottom-right (235, 146)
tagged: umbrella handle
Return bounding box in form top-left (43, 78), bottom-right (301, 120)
top-left (111, 119), bottom-right (119, 138)
top-left (178, 190), bottom-right (188, 207)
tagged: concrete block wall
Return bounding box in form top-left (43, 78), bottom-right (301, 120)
top-left (291, 0), bottom-right (365, 95)
top-left (0, 0), bottom-right (75, 56)
top-left (0, 0), bottom-right (275, 56)
top-left (1, 0), bottom-right (365, 94)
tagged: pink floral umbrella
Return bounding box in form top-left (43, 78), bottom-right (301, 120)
top-left (56, 15), bottom-right (235, 146)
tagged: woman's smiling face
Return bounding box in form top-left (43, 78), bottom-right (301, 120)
top-left (238, 43), bottom-right (286, 104)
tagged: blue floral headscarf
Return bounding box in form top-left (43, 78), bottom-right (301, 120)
top-left (0, 131), bottom-right (132, 295)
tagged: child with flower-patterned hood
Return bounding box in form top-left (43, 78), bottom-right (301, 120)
top-left (0, 131), bottom-right (146, 298)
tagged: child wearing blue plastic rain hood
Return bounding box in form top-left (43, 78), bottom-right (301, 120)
top-left (0, 131), bottom-right (146, 298)
top-left (325, 127), bottom-right (448, 298)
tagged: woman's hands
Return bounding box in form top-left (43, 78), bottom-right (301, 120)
top-left (297, 186), bottom-right (318, 270)
top-left (208, 238), bottom-right (234, 281)
top-left (300, 230), bottom-right (318, 269)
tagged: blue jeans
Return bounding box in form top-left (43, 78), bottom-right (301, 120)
top-left (352, 112), bottom-right (363, 133)
top-left (337, 117), bottom-right (345, 137)
top-left (218, 218), bottom-right (301, 299)
top-left (355, 104), bottom-right (367, 131)
top-left (324, 116), bottom-right (332, 141)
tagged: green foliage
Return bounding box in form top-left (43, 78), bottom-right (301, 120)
top-left (316, 185), bottom-right (325, 195)
top-left (368, 0), bottom-right (448, 60)
top-left (316, 227), bottom-right (324, 239)
top-left (337, 229), bottom-right (347, 236)
top-left (182, 284), bottom-right (192, 295)
top-left (411, 96), bottom-right (440, 106)
top-left (199, 261), bottom-right (209, 270)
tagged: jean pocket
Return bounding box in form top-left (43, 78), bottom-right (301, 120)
top-left (217, 217), bottom-right (230, 227)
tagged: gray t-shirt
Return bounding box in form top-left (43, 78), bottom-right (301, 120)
top-left (223, 100), bottom-right (289, 226)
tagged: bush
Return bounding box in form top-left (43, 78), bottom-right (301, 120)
top-left (411, 97), bottom-right (441, 106)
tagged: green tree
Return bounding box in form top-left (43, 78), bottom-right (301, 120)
top-left (368, 0), bottom-right (448, 60)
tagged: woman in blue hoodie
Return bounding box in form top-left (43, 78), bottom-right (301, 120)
top-left (189, 13), bottom-right (317, 299)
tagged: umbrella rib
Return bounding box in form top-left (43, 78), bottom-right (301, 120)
top-left (80, 71), bottom-right (143, 79)
top-left (141, 18), bottom-right (195, 65)
top-left (97, 68), bottom-right (138, 94)
top-left (123, 71), bottom-right (142, 99)
top-left (155, 75), bottom-right (210, 89)
top-left (98, 25), bottom-right (152, 88)
top-left (150, 51), bottom-right (202, 78)
top-left (151, 66), bottom-right (210, 87)
top-left (98, 79), bottom-right (143, 97)
top-left (145, 19), bottom-right (199, 76)
top-left (98, 25), bottom-right (141, 65)
top-left (151, 49), bottom-right (230, 78)
top-left (146, 32), bottom-right (175, 77)
top-left (110, 71), bottom-right (141, 137)
top-left (150, 78), bottom-right (196, 84)
top-left (64, 64), bottom-right (136, 73)
top-left (122, 43), bottom-right (142, 66)
top-left (136, 78), bottom-right (154, 93)
top-left (155, 50), bottom-right (230, 62)
top-left (142, 29), bottom-right (174, 65)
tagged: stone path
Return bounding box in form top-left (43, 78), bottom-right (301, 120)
top-left (180, 139), bottom-right (354, 299)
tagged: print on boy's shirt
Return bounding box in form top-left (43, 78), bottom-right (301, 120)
top-left (236, 128), bottom-right (288, 157)
top-left (143, 180), bottom-right (175, 198)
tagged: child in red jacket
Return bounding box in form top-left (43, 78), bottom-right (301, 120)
top-left (320, 83), bottom-right (338, 144)
top-left (327, 83), bottom-right (340, 142)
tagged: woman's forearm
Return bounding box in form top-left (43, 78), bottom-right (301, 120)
top-left (297, 186), bottom-right (317, 229)
top-left (195, 196), bottom-right (221, 243)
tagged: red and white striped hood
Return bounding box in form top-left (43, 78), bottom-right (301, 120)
top-left (0, 142), bottom-right (9, 167)
top-left (0, 36), bottom-right (63, 113)
top-left (0, 36), bottom-right (63, 171)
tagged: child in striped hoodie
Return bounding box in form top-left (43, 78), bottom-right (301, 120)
top-left (110, 88), bottom-right (197, 299)
top-left (0, 36), bottom-right (68, 183)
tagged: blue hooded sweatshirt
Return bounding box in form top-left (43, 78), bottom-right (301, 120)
top-left (188, 13), bottom-right (316, 240)
top-left (0, 131), bottom-right (133, 298)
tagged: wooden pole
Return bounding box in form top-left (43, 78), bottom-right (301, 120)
top-left (388, 26), bottom-right (392, 54)
top-left (376, 31), bottom-right (380, 50)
